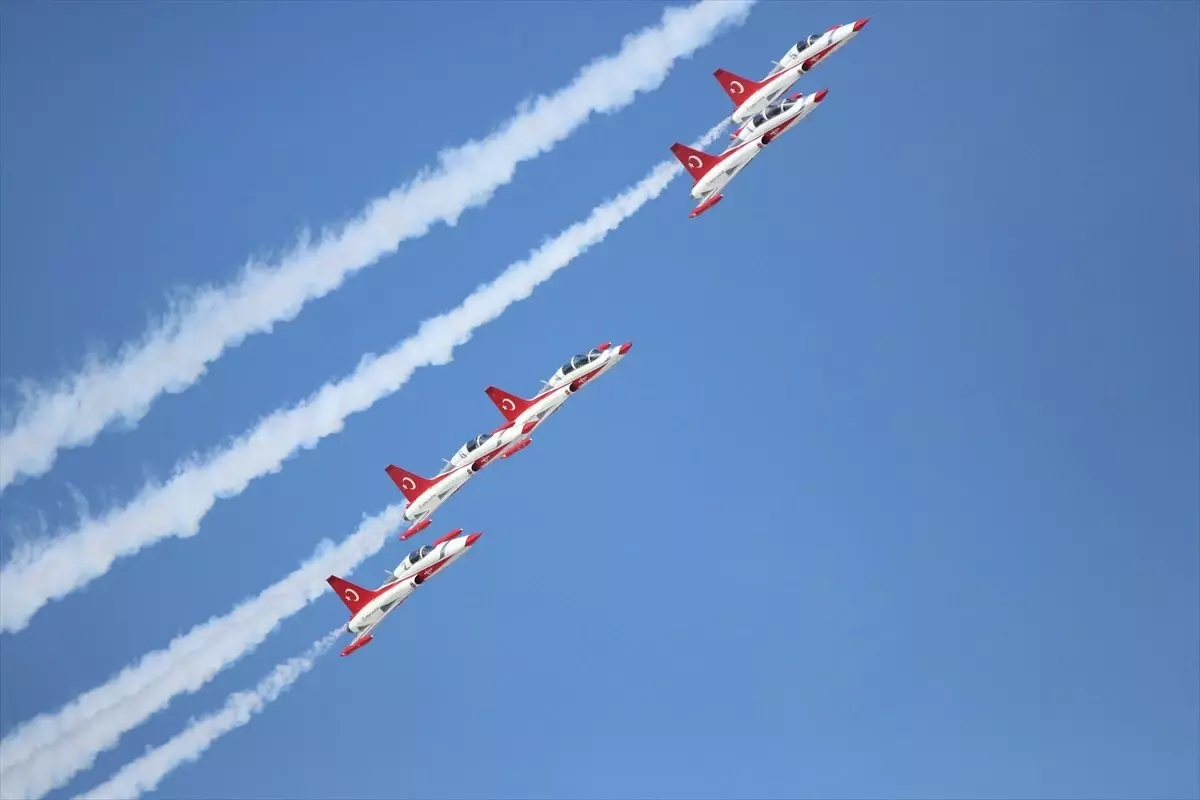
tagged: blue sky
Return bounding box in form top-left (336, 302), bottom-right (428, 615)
top-left (1, 1), bottom-right (1197, 798)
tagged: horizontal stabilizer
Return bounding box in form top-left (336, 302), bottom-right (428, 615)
top-left (689, 193), bottom-right (725, 219)
top-left (400, 516), bottom-right (432, 541)
top-left (341, 635), bottom-right (374, 657)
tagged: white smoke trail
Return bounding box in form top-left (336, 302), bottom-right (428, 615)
top-left (0, 125), bottom-right (723, 799)
top-left (0, 0), bottom-right (754, 492)
top-left (0, 506), bottom-right (405, 800)
top-left (75, 630), bottom-right (341, 800)
top-left (0, 121), bottom-right (726, 635)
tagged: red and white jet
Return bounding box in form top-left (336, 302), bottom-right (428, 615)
top-left (327, 527), bottom-right (482, 657)
top-left (481, 340), bottom-right (633, 447)
top-left (670, 88), bottom-right (829, 218)
top-left (728, 89), bottom-right (828, 146)
top-left (714, 17), bottom-right (869, 127)
top-left (387, 415), bottom-right (538, 540)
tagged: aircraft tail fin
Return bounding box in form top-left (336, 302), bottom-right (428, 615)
top-left (485, 386), bottom-right (532, 423)
top-left (385, 465), bottom-right (435, 504)
top-left (327, 576), bottom-right (379, 616)
top-left (670, 142), bottom-right (722, 182)
top-left (713, 68), bottom-right (765, 106)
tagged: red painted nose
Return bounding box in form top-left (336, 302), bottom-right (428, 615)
top-left (813, 88), bottom-right (829, 103)
top-left (465, 532), bottom-right (483, 546)
top-left (618, 342), bottom-right (633, 355)
top-left (853, 17), bottom-right (870, 32)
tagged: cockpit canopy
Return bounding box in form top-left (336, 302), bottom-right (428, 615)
top-left (405, 544), bottom-right (434, 566)
top-left (750, 101), bottom-right (793, 129)
top-left (439, 431), bottom-right (493, 473)
top-left (463, 433), bottom-right (491, 454)
top-left (801, 33), bottom-right (823, 49)
top-left (559, 348), bottom-right (604, 377)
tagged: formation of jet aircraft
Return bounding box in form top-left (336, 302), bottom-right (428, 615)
top-left (328, 341), bottom-right (632, 655)
top-left (670, 17), bottom-right (870, 218)
top-left (327, 17), bottom-right (875, 658)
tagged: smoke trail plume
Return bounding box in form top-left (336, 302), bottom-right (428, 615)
top-left (0, 124), bottom-right (722, 798)
top-left (0, 0), bottom-right (753, 491)
top-left (0, 122), bottom-right (726, 635)
top-left (0, 507), bottom-right (404, 800)
top-left (76, 630), bottom-right (341, 800)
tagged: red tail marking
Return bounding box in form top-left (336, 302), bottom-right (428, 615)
top-left (713, 68), bottom-right (765, 106)
top-left (385, 465), bottom-right (434, 504)
top-left (327, 576), bottom-right (379, 616)
top-left (485, 386), bottom-right (532, 423)
top-left (670, 143), bottom-right (724, 182)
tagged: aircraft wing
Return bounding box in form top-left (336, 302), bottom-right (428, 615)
top-left (689, 190), bottom-right (725, 218)
top-left (340, 594), bottom-right (408, 656)
top-left (340, 625), bottom-right (378, 656)
top-left (399, 511), bottom-right (433, 541)
top-left (690, 145), bottom-right (765, 218)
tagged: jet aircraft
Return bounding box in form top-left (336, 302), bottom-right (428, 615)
top-left (727, 89), bottom-right (827, 145)
top-left (327, 527), bottom-right (482, 656)
top-left (387, 415), bottom-right (537, 540)
top-left (670, 88), bottom-right (829, 218)
top-left (713, 17), bottom-right (868, 126)
top-left (482, 341), bottom-right (633, 441)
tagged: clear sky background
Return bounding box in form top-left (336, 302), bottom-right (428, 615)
top-left (1, 2), bottom-right (1197, 799)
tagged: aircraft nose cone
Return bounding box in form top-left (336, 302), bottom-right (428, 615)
top-left (465, 532), bottom-right (483, 547)
top-left (813, 88), bottom-right (829, 103)
top-left (618, 341), bottom-right (633, 355)
top-left (853, 17), bottom-right (870, 32)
